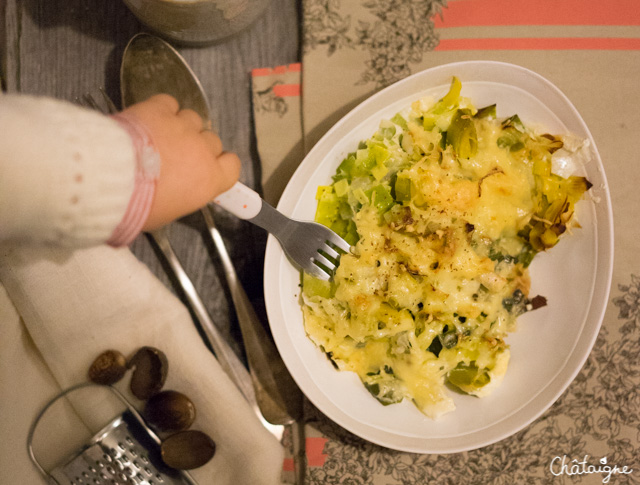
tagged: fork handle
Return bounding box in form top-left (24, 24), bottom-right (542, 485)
top-left (213, 182), bottom-right (263, 220)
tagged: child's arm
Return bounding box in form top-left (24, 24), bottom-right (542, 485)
top-left (0, 94), bottom-right (240, 247)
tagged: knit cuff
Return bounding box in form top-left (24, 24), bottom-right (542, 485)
top-left (106, 112), bottom-right (160, 247)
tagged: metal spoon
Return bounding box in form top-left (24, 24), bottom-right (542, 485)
top-left (120, 32), bottom-right (306, 483)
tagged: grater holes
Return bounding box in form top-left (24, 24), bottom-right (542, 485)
top-left (156, 473), bottom-right (164, 482)
top-left (144, 467), bottom-right (152, 476)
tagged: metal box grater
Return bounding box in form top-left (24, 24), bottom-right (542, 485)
top-left (28, 383), bottom-right (198, 485)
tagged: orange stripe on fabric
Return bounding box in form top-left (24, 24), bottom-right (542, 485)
top-left (273, 83), bottom-right (301, 97)
top-left (281, 437), bottom-right (329, 472)
top-left (433, 0), bottom-right (640, 28)
top-left (435, 37), bottom-right (640, 50)
top-left (253, 63), bottom-right (303, 77)
top-left (251, 67), bottom-right (273, 77)
top-left (306, 437), bottom-right (329, 467)
top-left (282, 458), bottom-right (294, 472)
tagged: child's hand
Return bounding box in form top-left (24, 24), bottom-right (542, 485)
top-left (122, 94), bottom-right (241, 231)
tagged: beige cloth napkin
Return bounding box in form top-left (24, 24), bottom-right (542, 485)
top-left (252, 63), bottom-right (305, 206)
top-left (0, 244), bottom-right (284, 484)
top-left (253, 0), bottom-right (640, 483)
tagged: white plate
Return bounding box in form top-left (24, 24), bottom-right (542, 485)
top-left (263, 61), bottom-right (614, 453)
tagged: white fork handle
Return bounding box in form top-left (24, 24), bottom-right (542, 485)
top-left (213, 182), bottom-right (263, 220)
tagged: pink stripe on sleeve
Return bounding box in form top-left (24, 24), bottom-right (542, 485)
top-left (106, 112), bottom-right (160, 247)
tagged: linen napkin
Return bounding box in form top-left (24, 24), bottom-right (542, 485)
top-left (0, 243), bottom-right (284, 485)
top-left (253, 0), bottom-right (640, 483)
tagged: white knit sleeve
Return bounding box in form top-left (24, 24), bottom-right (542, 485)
top-left (0, 94), bottom-right (137, 247)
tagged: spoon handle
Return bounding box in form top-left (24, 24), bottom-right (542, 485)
top-left (149, 229), bottom-right (256, 403)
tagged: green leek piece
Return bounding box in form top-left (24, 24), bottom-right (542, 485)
top-left (540, 228), bottom-right (559, 247)
top-left (335, 154), bottom-right (356, 181)
top-left (378, 120), bottom-right (397, 139)
top-left (394, 175), bottom-right (412, 203)
top-left (447, 109), bottom-right (478, 159)
top-left (423, 76), bottom-right (462, 130)
top-left (566, 176), bottom-right (592, 201)
top-left (501, 114), bottom-right (525, 132)
top-left (367, 185), bottom-right (394, 213)
top-left (363, 381), bottom-right (403, 406)
top-left (354, 188), bottom-right (369, 205)
top-left (543, 196), bottom-right (568, 224)
top-left (315, 185), bottom-right (332, 200)
top-left (448, 361), bottom-right (490, 391)
top-left (334, 178), bottom-right (349, 198)
top-left (532, 158), bottom-right (551, 177)
top-left (370, 144), bottom-right (390, 164)
top-left (440, 76), bottom-right (462, 111)
top-left (391, 113), bottom-right (408, 130)
top-left (475, 104), bottom-right (496, 119)
top-left (302, 273), bottom-right (333, 299)
top-left (371, 163), bottom-right (388, 181)
top-left (314, 187), bottom-right (340, 228)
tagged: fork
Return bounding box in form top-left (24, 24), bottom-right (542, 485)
top-left (84, 89), bottom-right (350, 280)
top-left (213, 183), bottom-right (351, 280)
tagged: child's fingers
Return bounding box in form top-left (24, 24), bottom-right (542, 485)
top-left (177, 108), bottom-right (205, 131)
top-left (146, 93), bottom-right (180, 114)
top-left (200, 129), bottom-right (224, 157)
top-left (209, 151), bottom-right (242, 196)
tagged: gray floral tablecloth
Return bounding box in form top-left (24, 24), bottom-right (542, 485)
top-left (252, 1), bottom-right (640, 483)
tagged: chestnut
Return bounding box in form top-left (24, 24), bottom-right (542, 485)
top-left (144, 390), bottom-right (196, 432)
top-left (161, 430), bottom-right (216, 470)
top-left (88, 350), bottom-right (127, 385)
top-left (128, 346), bottom-right (168, 399)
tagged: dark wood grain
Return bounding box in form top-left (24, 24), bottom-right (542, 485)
top-left (2, 0), bottom-right (300, 360)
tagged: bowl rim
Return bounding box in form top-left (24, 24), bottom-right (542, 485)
top-left (264, 60), bottom-right (614, 453)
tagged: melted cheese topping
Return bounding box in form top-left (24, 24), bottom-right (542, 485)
top-left (302, 87), bottom-right (585, 419)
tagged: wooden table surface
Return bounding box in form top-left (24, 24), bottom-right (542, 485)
top-left (2, 0), bottom-right (300, 360)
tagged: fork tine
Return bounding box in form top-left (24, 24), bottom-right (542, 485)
top-left (306, 264), bottom-right (331, 281)
top-left (76, 89), bottom-right (118, 115)
top-left (81, 93), bottom-right (101, 111)
top-left (326, 235), bottom-right (351, 254)
top-left (319, 243), bottom-right (339, 260)
top-left (99, 87), bottom-right (118, 114)
top-left (313, 253), bottom-right (335, 271)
